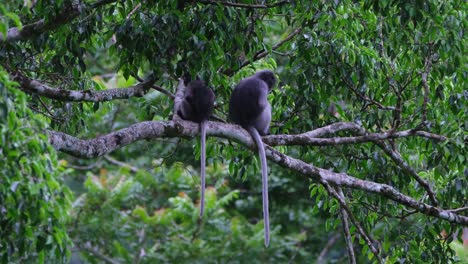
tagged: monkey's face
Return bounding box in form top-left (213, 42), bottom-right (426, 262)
top-left (257, 70), bottom-right (277, 91)
top-left (266, 75), bottom-right (277, 91)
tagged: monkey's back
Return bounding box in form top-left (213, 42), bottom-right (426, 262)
top-left (183, 80), bottom-right (214, 123)
top-left (229, 77), bottom-right (267, 127)
top-left (192, 86), bottom-right (215, 123)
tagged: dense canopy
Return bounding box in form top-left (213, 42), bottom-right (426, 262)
top-left (0, 0), bottom-right (466, 263)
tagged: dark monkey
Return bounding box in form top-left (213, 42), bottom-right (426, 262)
top-left (229, 70), bottom-right (277, 247)
top-left (178, 80), bottom-right (215, 218)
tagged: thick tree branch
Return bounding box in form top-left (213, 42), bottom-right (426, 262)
top-left (263, 122), bottom-right (447, 146)
top-left (11, 71), bottom-right (156, 102)
top-left (264, 122), bottom-right (440, 205)
top-left (0, 0), bottom-right (117, 43)
top-left (46, 120), bottom-right (468, 226)
top-left (173, 78), bottom-right (186, 121)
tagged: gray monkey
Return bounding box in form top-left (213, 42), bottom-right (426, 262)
top-left (229, 70), bottom-right (277, 247)
top-left (178, 80), bottom-right (215, 218)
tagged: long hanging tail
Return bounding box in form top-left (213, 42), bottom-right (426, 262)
top-left (247, 126), bottom-right (270, 247)
top-left (199, 121), bottom-right (207, 218)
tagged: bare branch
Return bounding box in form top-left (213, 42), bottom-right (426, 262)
top-left (11, 71), bottom-right (156, 102)
top-left (375, 141), bottom-right (438, 205)
top-left (104, 156), bottom-right (139, 173)
top-left (317, 234), bottom-right (340, 264)
top-left (324, 184), bottom-right (381, 263)
top-left (126, 3), bottom-right (142, 19)
top-left (45, 120), bottom-right (468, 226)
top-left (264, 121), bottom-right (440, 205)
top-left (173, 78), bottom-right (186, 121)
top-left (133, 74), bottom-right (175, 99)
top-left (337, 187), bottom-right (356, 264)
top-left (263, 123), bottom-right (447, 146)
top-left (0, 0), bottom-right (118, 43)
top-left (448, 207), bottom-right (468, 213)
top-left (340, 75), bottom-right (396, 111)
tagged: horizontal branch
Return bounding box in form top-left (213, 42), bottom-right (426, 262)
top-left (263, 122), bottom-right (441, 205)
top-left (263, 122), bottom-right (447, 146)
top-left (46, 120), bottom-right (468, 226)
top-left (104, 156), bottom-right (139, 173)
top-left (0, 0), bottom-right (117, 43)
top-left (11, 71), bottom-right (156, 102)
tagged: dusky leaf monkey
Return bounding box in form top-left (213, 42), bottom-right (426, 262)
top-left (229, 70), bottom-right (277, 247)
top-left (178, 79), bottom-right (215, 218)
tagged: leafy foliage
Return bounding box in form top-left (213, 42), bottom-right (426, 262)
top-left (0, 0), bottom-right (466, 263)
top-left (71, 164), bottom-right (311, 263)
top-left (0, 68), bottom-right (72, 263)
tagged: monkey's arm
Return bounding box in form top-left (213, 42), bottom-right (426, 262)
top-left (257, 84), bottom-right (269, 111)
top-left (178, 100), bottom-right (194, 120)
top-left (254, 103), bottom-right (271, 136)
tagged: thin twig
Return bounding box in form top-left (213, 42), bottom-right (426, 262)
top-left (104, 156), bottom-right (139, 173)
top-left (317, 233), bottom-right (340, 264)
top-left (340, 75), bottom-right (396, 111)
top-left (360, 201), bottom-right (418, 220)
top-left (78, 244), bottom-right (120, 264)
top-left (126, 3), bottom-right (142, 19)
top-left (375, 141), bottom-right (438, 206)
top-left (133, 75), bottom-right (175, 99)
top-left (447, 207), bottom-right (468, 213)
top-left (222, 27), bottom-right (303, 76)
top-left (67, 162), bottom-right (101, 170)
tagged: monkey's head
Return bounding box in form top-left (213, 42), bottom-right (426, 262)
top-left (255, 70), bottom-right (277, 90)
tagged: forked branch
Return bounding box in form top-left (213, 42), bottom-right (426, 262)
top-left (46, 120), bottom-right (468, 226)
